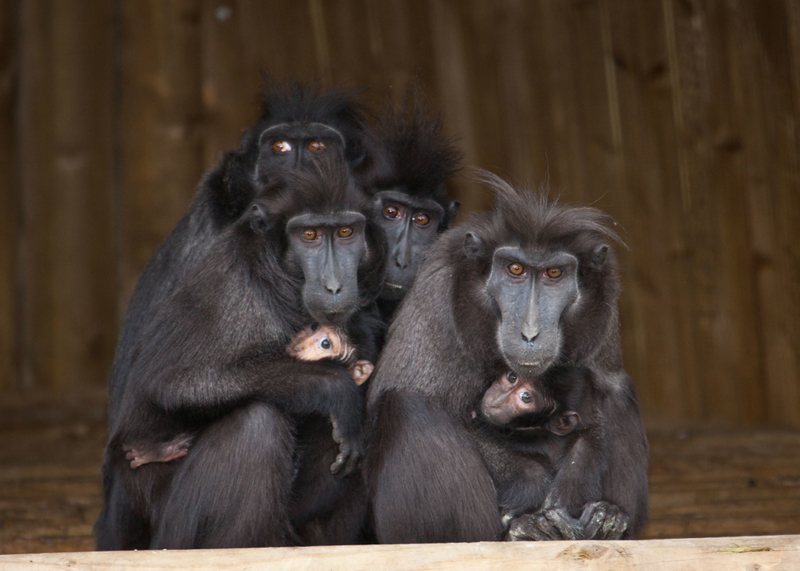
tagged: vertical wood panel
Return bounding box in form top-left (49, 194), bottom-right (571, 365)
top-left (19, 0), bottom-right (116, 390)
top-left (0, 0), bottom-right (20, 391)
top-left (728, 0), bottom-right (800, 426)
top-left (118, 0), bottom-right (205, 313)
top-left (605, 1), bottom-right (703, 423)
top-left (3, 0), bottom-right (799, 427)
top-left (428, 0), bottom-right (490, 213)
top-left (662, 0), bottom-right (762, 423)
top-left (200, 0), bottom-right (320, 169)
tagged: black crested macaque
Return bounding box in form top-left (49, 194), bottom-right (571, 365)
top-left (473, 367), bottom-right (628, 539)
top-left (95, 160), bottom-right (386, 550)
top-left (287, 323), bottom-right (375, 386)
top-left (107, 81), bottom-right (376, 428)
top-left (125, 324), bottom-right (374, 470)
top-left (365, 173), bottom-right (648, 543)
top-left (477, 370), bottom-right (582, 436)
top-left (367, 93), bottom-right (461, 318)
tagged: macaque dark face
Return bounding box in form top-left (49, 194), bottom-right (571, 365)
top-left (255, 122), bottom-right (347, 179)
top-left (285, 212), bottom-right (369, 326)
top-left (483, 248), bottom-right (580, 378)
top-left (479, 371), bottom-right (580, 436)
top-left (372, 190), bottom-right (450, 300)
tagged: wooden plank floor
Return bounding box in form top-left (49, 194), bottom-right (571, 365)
top-left (1, 388), bottom-right (799, 555)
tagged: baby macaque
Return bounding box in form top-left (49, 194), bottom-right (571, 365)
top-left (286, 323), bottom-right (374, 386)
top-left (479, 371), bottom-right (580, 436)
top-left (473, 368), bottom-right (598, 531)
top-left (124, 323), bottom-right (374, 469)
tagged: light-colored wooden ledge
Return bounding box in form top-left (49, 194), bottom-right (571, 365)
top-left (0, 535), bottom-right (798, 571)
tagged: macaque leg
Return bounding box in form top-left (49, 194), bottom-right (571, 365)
top-left (125, 433), bottom-right (195, 469)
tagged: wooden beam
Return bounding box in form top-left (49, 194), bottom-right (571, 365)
top-left (0, 535), bottom-right (798, 570)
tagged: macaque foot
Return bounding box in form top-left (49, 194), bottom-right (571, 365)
top-left (329, 418), bottom-right (364, 476)
top-left (507, 508), bottom-right (582, 541)
top-left (125, 433), bottom-right (194, 469)
top-left (349, 360), bottom-right (374, 385)
top-left (578, 501), bottom-right (628, 540)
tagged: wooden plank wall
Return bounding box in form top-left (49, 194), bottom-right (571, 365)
top-left (1, 0), bottom-right (798, 428)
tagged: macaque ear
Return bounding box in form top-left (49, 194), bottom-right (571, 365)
top-left (249, 201), bottom-right (270, 233)
top-left (590, 244), bottom-right (609, 269)
top-left (548, 411), bottom-right (581, 436)
top-left (464, 231), bottom-right (482, 260)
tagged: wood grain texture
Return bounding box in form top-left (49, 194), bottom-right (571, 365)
top-left (18, 0), bottom-right (116, 391)
top-left (117, 0), bottom-right (205, 316)
top-left (2, 0), bottom-right (799, 428)
top-left (1, 536), bottom-right (799, 570)
top-left (4, 389), bottom-right (800, 554)
top-left (0, 0), bottom-right (21, 391)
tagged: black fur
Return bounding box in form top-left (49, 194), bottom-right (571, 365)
top-left (95, 161), bottom-right (386, 550)
top-left (365, 173), bottom-right (648, 543)
top-left (107, 81), bottom-right (376, 428)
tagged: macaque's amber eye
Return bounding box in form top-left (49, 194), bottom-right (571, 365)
top-left (546, 267), bottom-right (562, 279)
top-left (412, 212), bottom-right (431, 226)
top-left (272, 141), bottom-right (292, 153)
top-left (307, 141), bottom-right (326, 152)
top-left (507, 263), bottom-right (525, 276)
top-left (507, 372), bottom-right (518, 383)
top-left (520, 391), bottom-right (532, 404)
top-left (302, 229), bottom-right (319, 241)
top-left (320, 338), bottom-right (331, 350)
top-left (383, 205), bottom-right (402, 220)
top-left (337, 226), bottom-right (353, 238)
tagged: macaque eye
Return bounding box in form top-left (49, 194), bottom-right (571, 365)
top-left (272, 141), bottom-right (292, 153)
top-left (507, 263), bottom-right (525, 276)
top-left (412, 212), bottom-right (431, 226)
top-left (545, 267), bottom-right (562, 279)
top-left (302, 229), bottom-right (319, 241)
top-left (320, 338), bottom-right (331, 350)
top-left (307, 141), bottom-right (326, 152)
top-left (520, 391), bottom-right (532, 404)
top-left (337, 226), bottom-right (353, 238)
top-left (507, 372), bottom-right (518, 383)
top-left (383, 205), bottom-right (402, 220)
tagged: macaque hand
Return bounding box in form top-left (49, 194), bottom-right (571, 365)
top-left (349, 360), bottom-right (374, 385)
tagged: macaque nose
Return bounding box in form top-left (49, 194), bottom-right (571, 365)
top-left (521, 327), bottom-right (539, 344)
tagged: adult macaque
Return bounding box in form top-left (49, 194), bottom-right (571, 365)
top-left (365, 174), bottom-right (648, 543)
top-left (367, 93), bottom-right (461, 318)
top-left (107, 82), bottom-right (378, 428)
top-left (96, 161), bottom-right (386, 550)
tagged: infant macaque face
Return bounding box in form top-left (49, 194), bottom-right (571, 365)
top-left (287, 323), bottom-right (351, 362)
top-left (480, 371), bottom-right (543, 426)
